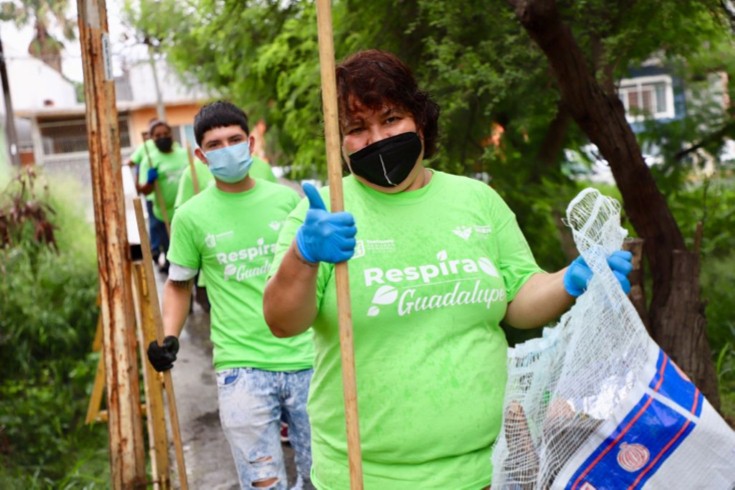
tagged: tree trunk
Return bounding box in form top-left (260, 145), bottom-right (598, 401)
top-left (507, 0), bottom-right (720, 407)
top-left (30, 21), bottom-right (62, 73)
top-left (532, 102), bottom-right (571, 181)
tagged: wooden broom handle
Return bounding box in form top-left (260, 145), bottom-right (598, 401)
top-left (315, 1), bottom-right (364, 488)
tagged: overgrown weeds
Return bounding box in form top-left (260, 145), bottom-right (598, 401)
top-left (0, 166), bottom-right (107, 487)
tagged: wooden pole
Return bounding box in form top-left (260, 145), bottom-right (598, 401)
top-left (623, 238), bottom-right (649, 333)
top-left (84, 314), bottom-right (105, 425)
top-left (186, 144), bottom-right (200, 195)
top-left (131, 262), bottom-right (171, 489)
top-left (77, 0), bottom-right (147, 486)
top-left (133, 197), bottom-right (189, 490)
top-left (314, 1), bottom-right (363, 487)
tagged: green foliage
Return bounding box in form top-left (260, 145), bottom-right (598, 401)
top-left (0, 0), bottom-right (76, 40)
top-left (124, 0), bottom-right (325, 177)
top-left (714, 332), bottom-right (735, 425)
top-left (0, 168), bottom-right (106, 485)
top-left (703, 253), bottom-right (735, 423)
top-left (701, 252), bottom-right (735, 349)
top-left (661, 175), bottom-right (735, 418)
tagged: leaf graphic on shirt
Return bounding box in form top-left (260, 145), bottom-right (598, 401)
top-left (478, 257), bottom-right (499, 277)
top-left (437, 250), bottom-right (448, 261)
top-left (368, 306), bottom-right (380, 317)
top-left (452, 226), bottom-right (473, 240)
top-left (223, 264), bottom-right (236, 280)
top-left (371, 285), bottom-right (398, 305)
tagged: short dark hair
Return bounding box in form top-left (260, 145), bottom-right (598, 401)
top-left (193, 101), bottom-right (250, 147)
top-left (148, 120), bottom-right (170, 136)
top-left (336, 50), bottom-right (440, 158)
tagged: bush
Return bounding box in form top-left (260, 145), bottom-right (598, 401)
top-left (701, 252), bottom-right (735, 423)
top-left (0, 167), bottom-right (108, 486)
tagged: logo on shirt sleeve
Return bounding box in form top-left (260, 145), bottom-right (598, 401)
top-left (205, 230), bottom-right (234, 248)
top-left (351, 239), bottom-right (395, 260)
top-left (452, 224), bottom-right (493, 240)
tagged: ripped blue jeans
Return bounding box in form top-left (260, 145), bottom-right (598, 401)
top-left (217, 367), bottom-right (313, 489)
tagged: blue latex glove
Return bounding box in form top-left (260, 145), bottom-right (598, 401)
top-left (563, 250), bottom-right (633, 297)
top-left (146, 167), bottom-right (159, 184)
top-left (295, 183), bottom-right (357, 264)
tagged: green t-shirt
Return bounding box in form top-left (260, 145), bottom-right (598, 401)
top-left (138, 147), bottom-right (190, 222)
top-left (270, 171), bottom-right (543, 489)
top-left (174, 156), bottom-right (277, 210)
top-left (130, 139), bottom-right (158, 166)
top-left (250, 156), bottom-right (278, 183)
top-left (130, 140), bottom-right (159, 202)
top-left (175, 159), bottom-right (214, 209)
top-left (168, 181), bottom-right (313, 371)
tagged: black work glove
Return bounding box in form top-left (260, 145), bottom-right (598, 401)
top-left (147, 336), bottom-right (180, 372)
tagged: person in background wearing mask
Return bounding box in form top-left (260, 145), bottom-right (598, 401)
top-left (262, 50), bottom-right (632, 488)
top-left (146, 101), bottom-right (314, 490)
top-left (137, 120), bottom-right (189, 273)
top-left (127, 123), bottom-right (166, 269)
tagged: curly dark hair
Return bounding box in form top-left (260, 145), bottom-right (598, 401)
top-left (336, 50), bottom-right (440, 158)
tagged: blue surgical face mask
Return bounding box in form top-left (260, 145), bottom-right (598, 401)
top-left (205, 141), bottom-right (253, 183)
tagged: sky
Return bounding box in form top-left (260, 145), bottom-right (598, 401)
top-left (1, 0), bottom-right (144, 83)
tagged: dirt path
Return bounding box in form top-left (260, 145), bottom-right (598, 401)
top-left (158, 274), bottom-right (304, 489)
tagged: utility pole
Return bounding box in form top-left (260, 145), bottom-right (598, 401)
top-left (77, 0), bottom-right (147, 487)
top-left (0, 29), bottom-right (20, 166)
top-left (145, 39), bottom-right (166, 121)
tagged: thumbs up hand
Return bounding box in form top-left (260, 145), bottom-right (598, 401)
top-left (295, 183), bottom-right (357, 264)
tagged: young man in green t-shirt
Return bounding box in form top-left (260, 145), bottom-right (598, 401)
top-left (137, 121), bottom-right (189, 273)
top-left (146, 101), bottom-right (314, 489)
top-left (174, 141), bottom-right (280, 315)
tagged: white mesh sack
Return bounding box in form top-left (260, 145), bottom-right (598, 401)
top-left (491, 188), bottom-right (735, 490)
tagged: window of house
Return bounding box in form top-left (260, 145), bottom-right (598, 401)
top-left (167, 124), bottom-right (196, 149)
top-left (618, 75), bottom-right (675, 121)
top-left (39, 116), bottom-right (131, 155)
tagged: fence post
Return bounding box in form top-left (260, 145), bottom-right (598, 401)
top-left (77, 0), bottom-right (147, 486)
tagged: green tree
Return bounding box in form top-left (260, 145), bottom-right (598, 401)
top-left (506, 0), bottom-right (734, 405)
top-left (0, 0), bottom-right (76, 73)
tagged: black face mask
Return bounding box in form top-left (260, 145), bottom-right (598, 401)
top-left (348, 132), bottom-right (422, 187)
top-left (154, 137), bottom-right (174, 152)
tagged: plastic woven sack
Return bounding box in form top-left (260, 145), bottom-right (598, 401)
top-left (491, 188), bottom-right (735, 489)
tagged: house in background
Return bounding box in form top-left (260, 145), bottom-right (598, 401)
top-left (14, 57), bottom-right (211, 169)
top-left (0, 49), bottom-right (79, 165)
top-left (6, 54), bottom-right (215, 219)
top-left (618, 66), bottom-right (686, 128)
top-left (565, 63), bottom-right (731, 182)
top-left (122, 58), bottom-right (209, 152)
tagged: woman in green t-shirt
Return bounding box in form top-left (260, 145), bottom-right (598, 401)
top-left (264, 50), bottom-right (633, 489)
